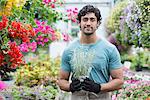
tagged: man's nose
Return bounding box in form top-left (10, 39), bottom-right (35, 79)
top-left (86, 20), bottom-right (91, 26)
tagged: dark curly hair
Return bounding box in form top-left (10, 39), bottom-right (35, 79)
top-left (77, 5), bottom-right (102, 23)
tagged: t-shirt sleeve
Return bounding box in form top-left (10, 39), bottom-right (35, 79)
top-left (61, 49), bottom-right (71, 72)
top-left (109, 47), bottom-right (123, 70)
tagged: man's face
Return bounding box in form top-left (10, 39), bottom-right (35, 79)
top-left (79, 13), bottom-right (99, 36)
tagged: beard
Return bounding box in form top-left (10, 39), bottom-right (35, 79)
top-left (82, 27), bottom-right (95, 36)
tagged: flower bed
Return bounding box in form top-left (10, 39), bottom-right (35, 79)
top-left (0, 54), bottom-right (60, 99)
top-left (0, 85), bottom-right (58, 100)
top-left (112, 69), bottom-right (150, 100)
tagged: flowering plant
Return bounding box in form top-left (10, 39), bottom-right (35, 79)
top-left (66, 7), bottom-right (78, 23)
top-left (0, 15), bottom-right (37, 80)
top-left (0, 0), bottom-right (26, 16)
top-left (0, 16), bottom-right (36, 68)
top-left (0, 0), bottom-right (69, 80)
top-left (0, 85), bottom-right (58, 100)
top-left (121, 0), bottom-right (142, 47)
top-left (34, 19), bottom-right (61, 48)
top-left (15, 55), bottom-right (60, 87)
top-left (0, 81), bottom-right (7, 90)
top-left (112, 69), bottom-right (150, 100)
top-left (106, 0), bottom-right (150, 48)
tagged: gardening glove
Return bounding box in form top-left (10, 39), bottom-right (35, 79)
top-left (70, 78), bottom-right (81, 93)
top-left (82, 77), bottom-right (101, 94)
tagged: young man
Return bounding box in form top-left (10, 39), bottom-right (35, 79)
top-left (57, 5), bottom-right (124, 100)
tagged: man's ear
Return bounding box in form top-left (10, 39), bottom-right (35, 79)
top-left (97, 21), bottom-right (101, 28)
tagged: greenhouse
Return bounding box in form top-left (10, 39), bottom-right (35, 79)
top-left (0, 0), bottom-right (149, 100)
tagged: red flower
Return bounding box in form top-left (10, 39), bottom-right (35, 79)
top-left (8, 21), bottom-right (36, 43)
top-left (0, 53), bottom-right (4, 66)
top-left (0, 16), bottom-right (9, 31)
top-left (7, 42), bottom-right (24, 69)
top-left (0, 16), bottom-right (36, 70)
top-left (51, 4), bottom-right (55, 8)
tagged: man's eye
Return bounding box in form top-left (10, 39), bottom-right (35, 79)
top-left (90, 18), bottom-right (95, 22)
top-left (83, 18), bottom-right (88, 22)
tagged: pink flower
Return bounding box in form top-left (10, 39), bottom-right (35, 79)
top-left (0, 81), bottom-right (7, 90)
top-left (41, 21), bottom-right (47, 25)
top-left (62, 33), bottom-right (71, 42)
top-left (43, 0), bottom-right (51, 4)
top-left (37, 36), bottom-right (43, 41)
top-left (44, 38), bottom-right (49, 43)
top-left (112, 95), bottom-right (117, 100)
top-left (51, 35), bottom-right (57, 41)
top-left (51, 4), bottom-right (55, 8)
top-left (73, 18), bottom-right (77, 22)
top-left (33, 28), bottom-right (39, 34)
top-left (74, 8), bottom-right (78, 10)
top-left (28, 42), bottom-right (37, 52)
top-left (45, 25), bottom-right (51, 30)
top-left (38, 42), bottom-right (44, 46)
top-left (35, 19), bottom-right (41, 26)
top-left (50, 30), bottom-right (55, 35)
top-left (19, 43), bottom-right (29, 52)
top-left (66, 8), bottom-right (78, 23)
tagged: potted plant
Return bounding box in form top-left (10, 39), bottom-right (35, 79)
top-left (106, 0), bottom-right (149, 72)
top-left (0, 15), bottom-right (36, 80)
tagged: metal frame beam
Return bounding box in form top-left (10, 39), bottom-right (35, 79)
top-left (64, 2), bottom-right (112, 7)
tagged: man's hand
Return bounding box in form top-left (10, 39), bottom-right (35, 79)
top-left (70, 78), bottom-right (81, 93)
top-left (82, 78), bottom-right (101, 94)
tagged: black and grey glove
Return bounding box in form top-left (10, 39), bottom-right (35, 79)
top-left (70, 78), bottom-right (81, 93)
top-left (82, 77), bottom-right (101, 94)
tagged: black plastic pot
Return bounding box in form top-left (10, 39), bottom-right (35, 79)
top-left (135, 65), bottom-right (142, 72)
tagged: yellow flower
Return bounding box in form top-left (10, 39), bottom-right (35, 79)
top-left (0, 0), bottom-right (13, 16)
top-left (0, 12), bottom-right (3, 16)
top-left (0, 0), bottom-right (27, 16)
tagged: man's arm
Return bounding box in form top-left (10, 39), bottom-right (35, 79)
top-left (57, 70), bottom-right (70, 92)
top-left (100, 67), bottom-right (124, 92)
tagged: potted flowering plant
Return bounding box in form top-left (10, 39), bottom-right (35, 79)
top-left (0, 0), bottom-right (68, 80)
top-left (0, 85), bottom-right (58, 100)
top-left (0, 0), bottom-right (75, 81)
top-left (112, 69), bottom-right (150, 99)
top-left (106, 0), bottom-right (149, 48)
top-left (0, 16), bottom-right (36, 80)
top-left (106, 0), bottom-right (149, 72)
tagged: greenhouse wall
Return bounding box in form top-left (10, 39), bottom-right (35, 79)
top-left (50, 0), bottom-right (114, 58)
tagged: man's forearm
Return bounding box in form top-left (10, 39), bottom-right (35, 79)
top-left (101, 79), bottom-right (124, 92)
top-left (57, 79), bottom-right (70, 92)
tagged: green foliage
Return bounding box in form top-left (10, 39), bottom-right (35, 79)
top-left (121, 50), bottom-right (150, 70)
top-left (15, 53), bottom-right (60, 87)
top-left (119, 85), bottom-right (150, 99)
top-left (0, 0), bottom-right (7, 10)
top-left (113, 69), bottom-right (150, 99)
top-left (1, 85), bottom-right (58, 100)
top-left (136, 0), bottom-right (150, 26)
top-left (105, 0), bottom-right (128, 34)
top-left (9, 0), bottom-right (63, 26)
top-left (70, 48), bottom-right (95, 78)
top-left (134, 0), bottom-right (150, 48)
top-left (106, 0), bottom-right (150, 48)
top-left (140, 22), bottom-right (150, 48)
